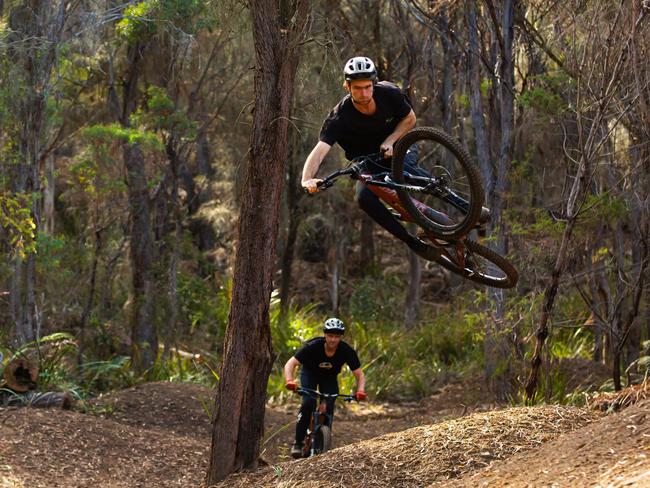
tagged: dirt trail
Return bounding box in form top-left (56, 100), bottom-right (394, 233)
top-left (0, 381), bottom-right (647, 488)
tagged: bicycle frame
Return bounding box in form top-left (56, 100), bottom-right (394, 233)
top-left (318, 156), bottom-right (471, 266)
top-left (296, 387), bottom-right (355, 457)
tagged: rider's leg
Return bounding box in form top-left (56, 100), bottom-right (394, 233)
top-left (355, 182), bottom-right (438, 259)
top-left (355, 183), bottom-right (418, 245)
top-left (294, 369), bottom-right (317, 449)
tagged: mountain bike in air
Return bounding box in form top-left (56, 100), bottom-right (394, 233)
top-left (315, 126), bottom-right (518, 288)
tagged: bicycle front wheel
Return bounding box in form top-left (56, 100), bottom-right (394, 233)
top-left (392, 127), bottom-right (484, 240)
top-left (313, 426), bottom-right (332, 455)
top-left (433, 239), bottom-right (518, 288)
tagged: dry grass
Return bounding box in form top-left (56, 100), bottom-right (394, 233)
top-left (213, 405), bottom-right (600, 488)
top-left (588, 379), bottom-right (650, 412)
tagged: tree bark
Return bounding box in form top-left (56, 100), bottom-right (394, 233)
top-left (404, 249), bottom-right (421, 329)
top-left (465, 1), bottom-right (492, 191)
top-left (6, 1), bottom-right (69, 346)
top-left (118, 42), bottom-right (158, 374)
top-left (279, 160), bottom-right (303, 323)
top-left (206, 0), bottom-right (308, 482)
top-left (359, 216), bottom-right (375, 271)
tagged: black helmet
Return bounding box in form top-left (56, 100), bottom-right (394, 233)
top-left (344, 56), bottom-right (377, 81)
top-left (323, 317), bottom-right (345, 335)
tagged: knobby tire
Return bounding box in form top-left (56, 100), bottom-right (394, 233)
top-left (315, 425), bottom-right (332, 455)
top-left (433, 238), bottom-right (518, 288)
top-left (392, 127), bottom-right (484, 239)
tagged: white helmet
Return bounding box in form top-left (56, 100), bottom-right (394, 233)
top-left (323, 317), bottom-right (345, 335)
top-left (344, 56), bottom-right (377, 81)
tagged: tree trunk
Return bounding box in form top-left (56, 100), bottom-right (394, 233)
top-left (329, 229), bottom-right (345, 316)
top-left (465, 1), bottom-right (492, 191)
top-left (482, 0), bottom-right (517, 401)
top-left (77, 228), bottom-right (103, 367)
top-left (359, 216), bottom-right (375, 271)
top-left (206, 0), bottom-right (307, 482)
top-left (279, 161), bottom-right (303, 323)
top-left (119, 42), bottom-right (158, 374)
top-left (124, 142), bottom-right (158, 372)
top-left (404, 250), bottom-right (421, 329)
top-left (6, 1), bottom-right (69, 346)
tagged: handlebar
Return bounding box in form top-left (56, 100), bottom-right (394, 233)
top-left (295, 386), bottom-right (356, 402)
top-left (306, 153), bottom-right (388, 193)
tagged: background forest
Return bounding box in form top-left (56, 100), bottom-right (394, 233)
top-left (1, 0), bottom-right (649, 419)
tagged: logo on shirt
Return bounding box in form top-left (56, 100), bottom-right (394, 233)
top-left (385, 117), bottom-right (394, 124)
top-left (319, 362), bottom-right (333, 370)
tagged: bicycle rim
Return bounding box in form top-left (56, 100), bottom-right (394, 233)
top-left (392, 127), bottom-right (484, 239)
top-left (432, 239), bottom-right (518, 288)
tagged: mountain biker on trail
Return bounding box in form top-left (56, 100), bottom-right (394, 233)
top-left (301, 55), bottom-right (440, 261)
top-left (284, 317), bottom-right (366, 459)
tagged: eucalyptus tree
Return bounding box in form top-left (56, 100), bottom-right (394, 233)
top-left (206, 0), bottom-right (309, 481)
top-left (0, 1), bottom-right (75, 346)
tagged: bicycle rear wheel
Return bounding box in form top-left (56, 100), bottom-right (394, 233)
top-left (313, 426), bottom-right (332, 455)
top-left (432, 239), bottom-right (518, 288)
top-left (392, 127), bottom-right (484, 240)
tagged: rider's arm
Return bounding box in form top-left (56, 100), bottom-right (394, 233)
top-left (284, 356), bottom-right (301, 383)
top-left (351, 367), bottom-right (366, 394)
top-left (301, 141), bottom-right (332, 193)
top-left (379, 109), bottom-right (416, 157)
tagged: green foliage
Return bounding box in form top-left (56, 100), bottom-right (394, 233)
top-left (456, 93), bottom-right (470, 110)
top-left (5, 333), bottom-right (78, 391)
top-left (117, 1), bottom-right (159, 42)
top-left (518, 71), bottom-right (573, 119)
top-left (178, 273), bottom-right (229, 338)
top-left (116, 0), bottom-right (213, 43)
top-left (0, 192), bottom-right (36, 257)
top-left (131, 86), bottom-right (197, 138)
top-left (268, 294), bottom-right (487, 402)
top-left (79, 356), bottom-right (135, 394)
top-left (348, 275), bottom-right (404, 324)
top-left (83, 123), bottom-right (164, 150)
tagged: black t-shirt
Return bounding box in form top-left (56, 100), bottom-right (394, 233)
top-left (319, 81), bottom-right (412, 160)
top-left (294, 337), bottom-right (361, 377)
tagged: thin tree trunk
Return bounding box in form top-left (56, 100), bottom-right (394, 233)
top-left (404, 252), bottom-right (421, 329)
top-left (483, 0), bottom-right (517, 401)
top-left (206, 0), bottom-right (308, 482)
top-left (77, 228), bottom-right (103, 367)
top-left (44, 155), bottom-right (55, 235)
top-left (279, 161), bottom-right (302, 323)
top-left (359, 216), bottom-right (375, 271)
top-left (465, 1), bottom-right (492, 192)
top-left (330, 230), bottom-right (345, 316)
top-left (6, 1), bottom-right (69, 346)
top-left (119, 42), bottom-right (158, 374)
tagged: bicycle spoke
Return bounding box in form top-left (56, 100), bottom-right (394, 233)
top-left (393, 128), bottom-right (484, 239)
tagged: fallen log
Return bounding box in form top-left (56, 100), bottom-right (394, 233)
top-left (2, 357), bottom-right (38, 393)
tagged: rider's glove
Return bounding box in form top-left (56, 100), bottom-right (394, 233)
top-left (355, 391), bottom-right (367, 402)
top-left (285, 380), bottom-right (297, 391)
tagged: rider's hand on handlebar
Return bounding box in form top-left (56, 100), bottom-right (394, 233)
top-left (285, 380), bottom-right (298, 391)
top-left (380, 143), bottom-right (393, 158)
top-left (355, 391), bottom-right (367, 402)
top-left (302, 178), bottom-right (322, 194)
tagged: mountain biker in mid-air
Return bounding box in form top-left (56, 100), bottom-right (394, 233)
top-left (284, 317), bottom-right (366, 458)
top-left (301, 55), bottom-right (441, 261)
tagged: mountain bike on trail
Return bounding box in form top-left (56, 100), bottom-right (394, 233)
top-left (292, 387), bottom-right (358, 458)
